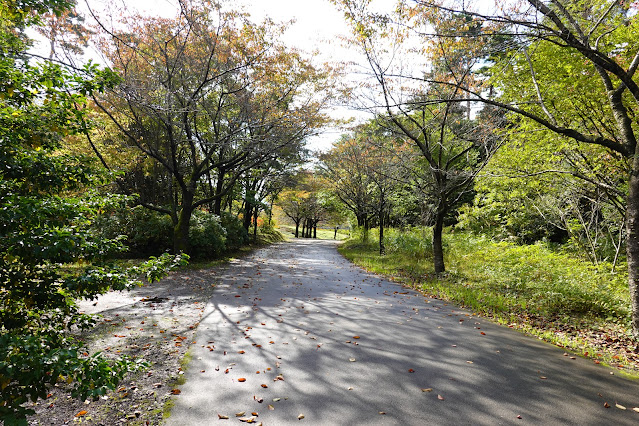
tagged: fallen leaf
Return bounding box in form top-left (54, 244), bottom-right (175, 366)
top-left (408, 369), bottom-right (415, 373)
top-left (261, 384), bottom-right (268, 388)
top-left (353, 336), bottom-right (360, 339)
top-left (379, 411), bottom-right (386, 415)
top-left (632, 407), bottom-right (639, 413)
top-left (616, 403), bottom-right (627, 410)
top-left (238, 351), bottom-right (246, 354)
top-left (438, 395), bottom-right (445, 401)
top-left (238, 378), bottom-right (246, 382)
top-left (251, 412), bottom-right (259, 416)
top-left (273, 398), bottom-right (281, 402)
top-left (349, 358), bottom-right (356, 362)
top-left (274, 375), bottom-right (284, 381)
top-left (268, 405), bottom-right (275, 410)
top-left (75, 411), bottom-right (88, 417)
top-left (236, 411), bottom-right (246, 417)
top-left (421, 388), bottom-right (433, 392)
top-left (218, 414), bottom-right (229, 419)
top-left (170, 389), bottom-right (181, 395)
top-left (516, 415), bottom-right (522, 419)
top-left (540, 376), bottom-right (547, 380)
top-left (298, 414), bottom-right (305, 420)
top-left (604, 402), bottom-right (611, 408)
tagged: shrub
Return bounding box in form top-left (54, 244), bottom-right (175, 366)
top-left (220, 211), bottom-right (249, 250)
top-left (188, 210), bottom-right (227, 259)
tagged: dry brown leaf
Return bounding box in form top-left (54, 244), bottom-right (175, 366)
top-left (75, 410), bottom-right (88, 417)
top-left (261, 384), bottom-right (268, 388)
top-left (438, 395), bottom-right (445, 401)
top-left (378, 411), bottom-right (386, 415)
top-left (170, 389), bottom-right (181, 395)
top-left (297, 414), bottom-right (305, 420)
top-left (616, 403), bottom-right (627, 410)
top-left (353, 336), bottom-right (360, 339)
top-left (236, 411), bottom-right (246, 417)
top-left (238, 378), bottom-right (246, 382)
top-left (604, 402), bottom-right (611, 408)
top-left (268, 404), bottom-right (275, 410)
top-left (218, 414), bottom-right (230, 419)
top-left (421, 388), bottom-right (433, 392)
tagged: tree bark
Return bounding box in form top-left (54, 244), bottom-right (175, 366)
top-left (432, 207), bottom-right (446, 274)
top-left (173, 193), bottom-right (194, 254)
top-left (295, 220), bottom-right (300, 238)
top-left (253, 207), bottom-right (258, 243)
top-left (379, 209), bottom-right (385, 255)
top-left (627, 154), bottom-right (639, 337)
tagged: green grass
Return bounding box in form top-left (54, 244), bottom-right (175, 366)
top-left (278, 224), bottom-right (350, 240)
top-left (339, 227), bottom-right (637, 374)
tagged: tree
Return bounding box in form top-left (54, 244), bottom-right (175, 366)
top-left (0, 1), bottom-right (186, 423)
top-left (335, 0), bottom-right (639, 333)
top-left (90, 0), bottom-right (331, 253)
top-left (319, 134), bottom-right (377, 234)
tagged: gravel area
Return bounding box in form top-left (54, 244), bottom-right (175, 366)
top-left (26, 265), bottom-right (224, 425)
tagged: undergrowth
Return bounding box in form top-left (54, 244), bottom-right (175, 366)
top-left (339, 227), bottom-right (638, 375)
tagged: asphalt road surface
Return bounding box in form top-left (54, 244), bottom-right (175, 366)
top-left (165, 239), bottom-right (639, 425)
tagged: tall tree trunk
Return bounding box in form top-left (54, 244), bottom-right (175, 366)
top-left (432, 206), bottom-right (446, 274)
top-left (243, 201), bottom-right (252, 232)
top-left (295, 220), bottom-right (300, 238)
top-left (627, 156), bottom-right (639, 337)
top-left (253, 207), bottom-right (258, 243)
top-left (313, 221), bottom-right (317, 239)
top-left (213, 170), bottom-right (225, 215)
top-left (173, 192), bottom-right (194, 254)
top-left (379, 208), bottom-right (385, 255)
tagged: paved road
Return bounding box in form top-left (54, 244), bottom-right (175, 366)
top-left (166, 240), bottom-right (639, 425)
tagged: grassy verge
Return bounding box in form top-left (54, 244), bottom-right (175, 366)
top-left (339, 228), bottom-right (639, 376)
top-left (277, 224), bottom-right (350, 240)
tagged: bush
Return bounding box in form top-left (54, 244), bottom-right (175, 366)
top-left (188, 210), bottom-right (226, 259)
top-left (220, 211), bottom-right (249, 250)
top-left (96, 206), bottom-right (251, 259)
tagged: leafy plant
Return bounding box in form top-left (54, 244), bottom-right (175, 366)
top-left (0, 1), bottom-right (187, 423)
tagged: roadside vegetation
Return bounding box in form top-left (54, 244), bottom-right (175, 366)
top-left (340, 227), bottom-right (639, 374)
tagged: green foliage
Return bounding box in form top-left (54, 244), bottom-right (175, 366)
top-left (341, 229), bottom-right (630, 325)
top-left (96, 205), bottom-right (249, 259)
top-left (188, 210), bottom-right (227, 259)
top-left (220, 211), bottom-right (249, 250)
top-left (0, 1), bottom-right (186, 422)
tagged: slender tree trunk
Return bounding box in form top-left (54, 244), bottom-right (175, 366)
top-left (627, 156), bottom-right (639, 337)
top-left (432, 207), bottom-right (446, 274)
top-left (253, 207), bottom-right (258, 243)
top-left (379, 209), bottom-right (385, 255)
top-left (313, 221), bottom-right (317, 239)
top-left (295, 220), bottom-right (300, 238)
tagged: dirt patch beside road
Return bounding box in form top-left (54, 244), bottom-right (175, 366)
top-left (27, 265), bottom-right (224, 426)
